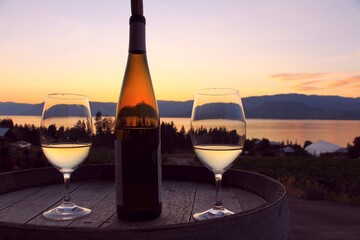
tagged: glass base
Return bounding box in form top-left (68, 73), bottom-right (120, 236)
top-left (193, 207), bottom-right (234, 221)
top-left (43, 202), bottom-right (91, 221)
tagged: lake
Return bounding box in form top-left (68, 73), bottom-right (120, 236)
top-left (1, 115), bottom-right (359, 147)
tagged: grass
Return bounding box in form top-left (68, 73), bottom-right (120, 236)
top-left (86, 146), bottom-right (114, 165)
top-left (233, 156), bottom-right (360, 205)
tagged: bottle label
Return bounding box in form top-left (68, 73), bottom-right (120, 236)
top-left (115, 139), bottom-right (123, 206)
top-left (129, 22), bottom-right (146, 52)
top-left (115, 135), bottom-right (162, 206)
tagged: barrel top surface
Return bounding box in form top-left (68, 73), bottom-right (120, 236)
top-left (0, 165), bottom-right (290, 240)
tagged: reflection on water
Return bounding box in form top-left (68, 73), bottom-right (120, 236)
top-left (1, 115), bottom-right (42, 127)
top-left (1, 115), bottom-right (359, 147)
top-left (162, 118), bottom-right (360, 147)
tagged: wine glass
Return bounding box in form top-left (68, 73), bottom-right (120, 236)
top-left (190, 88), bottom-right (246, 220)
top-left (40, 93), bottom-right (93, 220)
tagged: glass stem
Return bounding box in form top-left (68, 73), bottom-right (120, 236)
top-left (63, 172), bottom-right (71, 205)
top-left (214, 173), bottom-right (223, 210)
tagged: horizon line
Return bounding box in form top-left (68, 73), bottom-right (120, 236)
top-left (1, 93), bottom-right (360, 105)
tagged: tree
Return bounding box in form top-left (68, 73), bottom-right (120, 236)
top-left (243, 139), bottom-right (257, 155)
top-left (94, 111), bottom-right (103, 135)
top-left (92, 111), bottom-right (115, 147)
top-left (161, 121), bottom-right (178, 153)
top-left (94, 111), bottom-right (114, 136)
top-left (258, 138), bottom-right (271, 151)
top-left (177, 126), bottom-right (192, 149)
top-left (101, 117), bottom-right (115, 134)
top-left (0, 118), bottom-right (14, 128)
top-left (304, 140), bottom-right (312, 149)
top-left (348, 136), bottom-right (360, 159)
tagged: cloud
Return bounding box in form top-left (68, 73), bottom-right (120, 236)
top-left (328, 75), bottom-right (360, 88)
top-left (271, 72), bottom-right (360, 94)
top-left (298, 79), bottom-right (324, 86)
top-left (270, 73), bottom-right (327, 81)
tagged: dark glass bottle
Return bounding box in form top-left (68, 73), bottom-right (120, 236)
top-left (115, 0), bottom-right (162, 221)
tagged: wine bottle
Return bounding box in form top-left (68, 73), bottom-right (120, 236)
top-left (115, 0), bottom-right (162, 220)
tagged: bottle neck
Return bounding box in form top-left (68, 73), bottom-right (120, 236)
top-left (129, 19), bottom-right (146, 54)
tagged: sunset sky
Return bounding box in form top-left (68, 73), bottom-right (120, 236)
top-left (0, 0), bottom-right (359, 104)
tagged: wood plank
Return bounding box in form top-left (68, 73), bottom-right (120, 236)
top-left (0, 166), bottom-right (290, 240)
top-left (0, 175), bottom-right (7, 194)
top-left (100, 180), bottom-right (197, 229)
top-left (0, 167), bottom-right (58, 195)
top-left (68, 183), bottom-right (115, 228)
top-left (190, 182), bottom-right (242, 222)
top-left (28, 180), bottom-right (113, 227)
top-left (5, 171), bottom-right (34, 190)
top-left (0, 182), bottom-right (81, 224)
top-left (0, 186), bottom-right (45, 211)
top-left (4, 172), bottom-right (16, 190)
top-left (155, 180), bottom-right (197, 225)
top-left (232, 187), bottom-right (267, 212)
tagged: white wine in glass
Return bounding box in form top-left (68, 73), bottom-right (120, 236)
top-left (40, 93), bottom-right (93, 221)
top-left (190, 88), bottom-right (246, 220)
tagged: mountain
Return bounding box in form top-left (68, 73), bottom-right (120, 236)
top-left (157, 100), bottom-right (193, 117)
top-left (242, 94), bottom-right (360, 111)
top-left (0, 102), bottom-right (43, 116)
top-left (0, 102), bottom-right (118, 117)
top-left (90, 102), bottom-right (116, 116)
top-left (193, 102), bottom-right (245, 120)
top-left (242, 94), bottom-right (360, 119)
top-left (1, 94), bottom-right (360, 120)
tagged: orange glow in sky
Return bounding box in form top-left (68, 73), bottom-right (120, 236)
top-left (1, 0), bottom-right (360, 104)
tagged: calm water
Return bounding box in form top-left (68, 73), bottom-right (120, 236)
top-left (1, 115), bottom-right (359, 147)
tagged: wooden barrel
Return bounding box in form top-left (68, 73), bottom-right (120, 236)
top-left (0, 164), bottom-right (290, 240)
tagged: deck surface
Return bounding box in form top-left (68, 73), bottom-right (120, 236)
top-left (0, 179), bottom-right (266, 229)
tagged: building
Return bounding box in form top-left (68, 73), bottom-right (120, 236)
top-left (0, 128), bottom-right (18, 150)
top-left (282, 146), bottom-right (295, 154)
top-left (304, 140), bottom-right (342, 156)
top-left (0, 128), bottom-right (18, 169)
top-left (0, 128), bottom-right (18, 142)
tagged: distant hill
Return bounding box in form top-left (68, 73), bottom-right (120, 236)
top-left (242, 94), bottom-right (360, 111)
top-left (242, 94), bottom-right (360, 119)
top-left (1, 94), bottom-right (360, 120)
top-left (0, 102), bottom-right (43, 116)
top-left (157, 100), bottom-right (193, 117)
